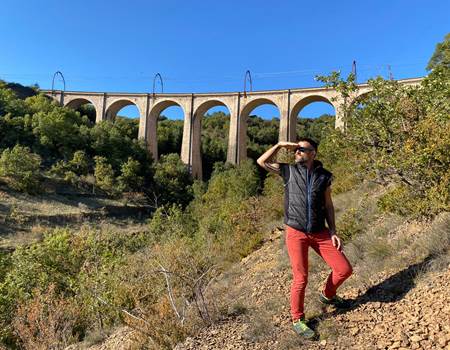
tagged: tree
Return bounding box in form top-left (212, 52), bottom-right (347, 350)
top-left (317, 65), bottom-right (450, 216)
top-left (0, 145), bottom-right (41, 193)
top-left (31, 107), bottom-right (89, 160)
top-left (152, 154), bottom-right (193, 207)
top-left (427, 33), bottom-right (450, 71)
top-left (94, 156), bottom-right (117, 195)
top-left (118, 157), bottom-right (144, 192)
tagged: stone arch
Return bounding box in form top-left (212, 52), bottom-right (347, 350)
top-left (289, 95), bottom-right (336, 138)
top-left (239, 97), bottom-right (281, 163)
top-left (146, 99), bottom-right (186, 162)
top-left (65, 97), bottom-right (96, 110)
top-left (194, 99), bottom-right (232, 118)
top-left (149, 99), bottom-right (185, 121)
top-left (350, 91), bottom-right (373, 110)
top-left (240, 97), bottom-right (280, 119)
top-left (105, 99), bottom-right (141, 121)
top-left (65, 98), bottom-right (97, 122)
top-left (291, 95), bottom-right (335, 119)
top-left (192, 99), bottom-right (233, 180)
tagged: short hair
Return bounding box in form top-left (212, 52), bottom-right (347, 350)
top-left (297, 137), bottom-right (319, 152)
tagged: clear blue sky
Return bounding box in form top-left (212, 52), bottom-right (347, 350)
top-left (1, 0), bottom-right (448, 119)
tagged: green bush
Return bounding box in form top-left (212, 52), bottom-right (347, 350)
top-left (94, 156), bottom-right (117, 195)
top-left (152, 153), bottom-right (193, 207)
top-left (0, 226), bottom-right (140, 346)
top-left (0, 145), bottom-right (41, 193)
top-left (117, 157), bottom-right (144, 192)
top-left (69, 150), bottom-right (89, 176)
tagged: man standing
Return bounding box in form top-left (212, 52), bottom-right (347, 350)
top-left (257, 138), bottom-right (353, 339)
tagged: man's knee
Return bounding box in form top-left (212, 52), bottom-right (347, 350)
top-left (338, 264), bottom-right (353, 279)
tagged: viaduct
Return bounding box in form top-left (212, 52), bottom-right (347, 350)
top-left (43, 77), bottom-right (422, 179)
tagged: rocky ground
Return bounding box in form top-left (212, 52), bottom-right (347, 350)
top-left (80, 215), bottom-right (450, 350)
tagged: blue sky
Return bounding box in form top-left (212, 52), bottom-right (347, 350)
top-left (0, 0), bottom-right (448, 119)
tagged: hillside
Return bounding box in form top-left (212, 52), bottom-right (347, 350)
top-left (74, 191), bottom-right (450, 350)
top-left (0, 184), bottom-right (151, 249)
top-left (173, 216), bottom-right (449, 350)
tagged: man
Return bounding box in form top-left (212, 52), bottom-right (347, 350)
top-left (256, 137), bottom-right (353, 339)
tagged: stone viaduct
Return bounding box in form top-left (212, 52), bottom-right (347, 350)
top-left (43, 77), bottom-right (422, 179)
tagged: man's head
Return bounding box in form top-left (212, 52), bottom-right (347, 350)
top-left (294, 137), bottom-right (318, 164)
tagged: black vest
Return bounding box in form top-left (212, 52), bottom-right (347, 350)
top-left (283, 161), bottom-right (332, 233)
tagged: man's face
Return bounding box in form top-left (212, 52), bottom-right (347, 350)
top-left (294, 141), bottom-right (316, 163)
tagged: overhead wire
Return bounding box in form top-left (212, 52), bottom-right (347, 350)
top-left (0, 59), bottom-right (428, 90)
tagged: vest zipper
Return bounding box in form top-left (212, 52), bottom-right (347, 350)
top-left (306, 168), bottom-right (314, 233)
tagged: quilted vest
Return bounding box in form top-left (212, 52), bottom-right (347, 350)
top-left (283, 161), bottom-right (332, 233)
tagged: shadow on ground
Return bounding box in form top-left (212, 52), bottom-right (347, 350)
top-left (307, 254), bottom-right (437, 337)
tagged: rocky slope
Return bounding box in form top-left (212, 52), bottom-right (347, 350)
top-left (82, 214), bottom-right (450, 350)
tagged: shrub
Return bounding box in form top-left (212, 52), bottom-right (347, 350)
top-left (152, 153), bottom-right (193, 207)
top-left (12, 284), bottom-right (79, 350)
top-left (0, 144), bottom-right (41, 193)
top-left (31, 106), bottom-right (89, 160)
top-left (117, 157), bottom-right (144, 192)
top-left (69, 150), bottom-right (89, 176)
top-left (94, 156), bottom-right (117, 195)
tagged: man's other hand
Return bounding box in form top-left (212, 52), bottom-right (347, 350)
top-left (331, 234), bottom-right (342, 251)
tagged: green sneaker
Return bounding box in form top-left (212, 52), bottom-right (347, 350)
top-left (319, 292), bottom-right (351, 309)
top-left (292, 318), bottom-right (315, 339)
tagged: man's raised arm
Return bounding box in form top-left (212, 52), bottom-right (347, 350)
top-left (257, 141), bottom-right (298, 174)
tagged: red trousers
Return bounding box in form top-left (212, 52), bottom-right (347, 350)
top-left (285, 225), bottom-right (353, 321)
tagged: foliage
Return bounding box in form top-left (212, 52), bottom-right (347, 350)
top-left (0, 227), bottom-right (140, 346)
top-left (201, 112), bottom-right (230, 179)
top-left (12, 284), bottom-right (79, 349)
top-left (94, 156), bottom-right (117, 195)
top-left (148, 204), bottom-right (196, 242)
top-left (157, 117), bottom-right (183, 156)
top-left (117, 157), bottom-right (144, 192)
top-left (70, 150), bottom-right (89, 176)
top-left (152, 153), bottom-right (194, 207)
top-left (317, 58), bottom-right (449, 216)
top-left (427, 32), bottom-right (450, 71)
top-left (0, 145), bottom-right (41, 193)
top-left (31, 104), bottom-right (90, 161)
top-left (89, 118), bottom-right (145, 172)
top-left (297, 115), bottom-right (334, 143)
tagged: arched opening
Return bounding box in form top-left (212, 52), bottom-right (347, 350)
top-left (291, 96), bottom-right (335, 143)
top-left (148, 101), bottom-right (185, 160)
top-left (194, 101), bottom-right (231, 180)
top-left (351, 91), bottom-right (373, 111)
top-left (240, 98), bottom-right (280, 163)
top-left (105, 100), bottom-right (141, 139)
top-left (105, 100), bottom-right (140, 121)
top-left (65, 98), bottom-right (96, 124)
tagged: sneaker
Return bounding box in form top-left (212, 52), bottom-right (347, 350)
top-left (319, 292), bottom-right (352, 309)
top-left (292, 317), bottom-right (315, 339)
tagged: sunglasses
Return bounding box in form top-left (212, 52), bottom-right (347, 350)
top-left (295, 147), bottom-right (315, 153)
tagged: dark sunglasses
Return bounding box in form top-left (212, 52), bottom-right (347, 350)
top-left (295, 147), bottom-right (314, 153)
